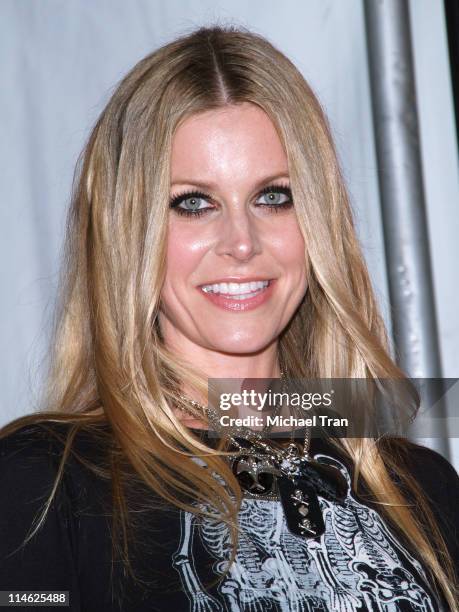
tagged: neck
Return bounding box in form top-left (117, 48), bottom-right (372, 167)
top-left (161, 338), bottom-right (284, 429)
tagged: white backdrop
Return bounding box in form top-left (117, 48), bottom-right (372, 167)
top-left (1, 1), bottom-right (458, 465)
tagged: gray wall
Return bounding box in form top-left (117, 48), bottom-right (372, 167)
top-left (1, 1), bottom-right (458, 465)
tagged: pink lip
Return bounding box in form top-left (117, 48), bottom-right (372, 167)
top-left (198, 280), bottom-right (276, 312)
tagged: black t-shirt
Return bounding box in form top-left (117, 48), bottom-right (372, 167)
top-left (0, 421), bottom-right (457, 611)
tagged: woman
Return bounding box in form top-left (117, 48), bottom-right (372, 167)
top-left (0, 25), bottom-right (457, 611)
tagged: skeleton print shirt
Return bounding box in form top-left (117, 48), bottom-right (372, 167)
top-left (0, 422), bottom-right (457, 611)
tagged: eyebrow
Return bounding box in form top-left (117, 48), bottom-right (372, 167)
top-left (170, 173), bottom-right (290, 190)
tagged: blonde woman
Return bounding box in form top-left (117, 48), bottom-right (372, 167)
top-left (0, 25), bottom-right (457, 612)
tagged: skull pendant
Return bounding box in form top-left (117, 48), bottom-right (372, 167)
top-left (232, 455), bottom-right (281, 495)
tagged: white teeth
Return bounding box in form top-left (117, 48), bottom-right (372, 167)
top-left (201, 280), bottom-right (270, 294)
top-left (227, 289), bottom-right (265, 300)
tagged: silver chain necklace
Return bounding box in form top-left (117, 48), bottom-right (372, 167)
top-left (176, 372), bottom-right (347, 539)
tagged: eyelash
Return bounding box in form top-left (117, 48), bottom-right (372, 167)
top-left (169, 184), bottom-right (294, 218)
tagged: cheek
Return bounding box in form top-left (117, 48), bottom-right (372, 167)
top-left (274, 224), bottom-right (307, 272)
top-left (165, 226), bottom-right (202, 278)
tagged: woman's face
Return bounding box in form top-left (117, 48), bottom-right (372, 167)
top-left (159, 102), bottom-right (308, 368)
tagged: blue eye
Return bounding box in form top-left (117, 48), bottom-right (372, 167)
top-left (258, 192), bottom-right (287, 205)
top-left (169, 184), bottom-right (293, 218)
top-left (169, 191), bottom-right (213, 218)
top-left (257, 185), bottom-right (293, 210)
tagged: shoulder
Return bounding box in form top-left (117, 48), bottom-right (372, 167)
top-left (0, 417), bottom-right (103, 460)
top-left (0, 419), bottom-right (67, 455)
top-left (383, 438), bottom-right (459, 566)
top-left (384, 437), bottom-right (459, 500)
top-left (0, 421), bottom-right (71, 542)
top-left (402, 441), bottom-right (459, 528)
top-left (0, 417), bottom-right (112, 457)
top-left (0, 418), bottom-right (113, 505)
top-left (0, 419), bottom-right (112, 600)
top-left (0, 421), bottom-right (67, 485)
top-left (0, 417), bottom-right (114, 545)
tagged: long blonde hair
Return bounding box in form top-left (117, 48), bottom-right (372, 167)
top-left (2, 25), bottom-right (457, 608)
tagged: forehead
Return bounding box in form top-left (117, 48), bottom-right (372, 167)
top-left (170, 103), bottom-right (288, 185)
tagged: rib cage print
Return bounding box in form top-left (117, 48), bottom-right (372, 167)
top-left (172, 453), bottom-right (440, 611)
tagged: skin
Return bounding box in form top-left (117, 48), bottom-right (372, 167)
top-left (158, 102), bottom-right (308, 427)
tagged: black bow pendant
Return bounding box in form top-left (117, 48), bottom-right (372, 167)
top-left (297, 457), bottom-right (348, 503)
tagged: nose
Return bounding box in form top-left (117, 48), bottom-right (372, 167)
top-left (214, 208), bottom-right (262, 262)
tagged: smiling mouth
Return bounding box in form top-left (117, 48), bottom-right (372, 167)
top-left (200, 279), bottom-right (272, 299)
top-left (197, 279), bottom-right (275, 311)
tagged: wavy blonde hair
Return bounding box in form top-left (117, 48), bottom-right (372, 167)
top-left (2, 25), bottom-right (457, 608)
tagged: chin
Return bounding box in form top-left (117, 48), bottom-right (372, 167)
top-left (207, 335), bottom-right (275, 355)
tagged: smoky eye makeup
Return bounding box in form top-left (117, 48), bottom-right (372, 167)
top-left (169, 190), bottom-right (212, 218)
top-left (257, 184), bottom-right (293, 209)
top-left (169, 183), bottom-right (294, 218)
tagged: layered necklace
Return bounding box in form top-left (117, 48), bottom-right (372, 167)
top-left (177, 370), bottom-right (347, 540)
